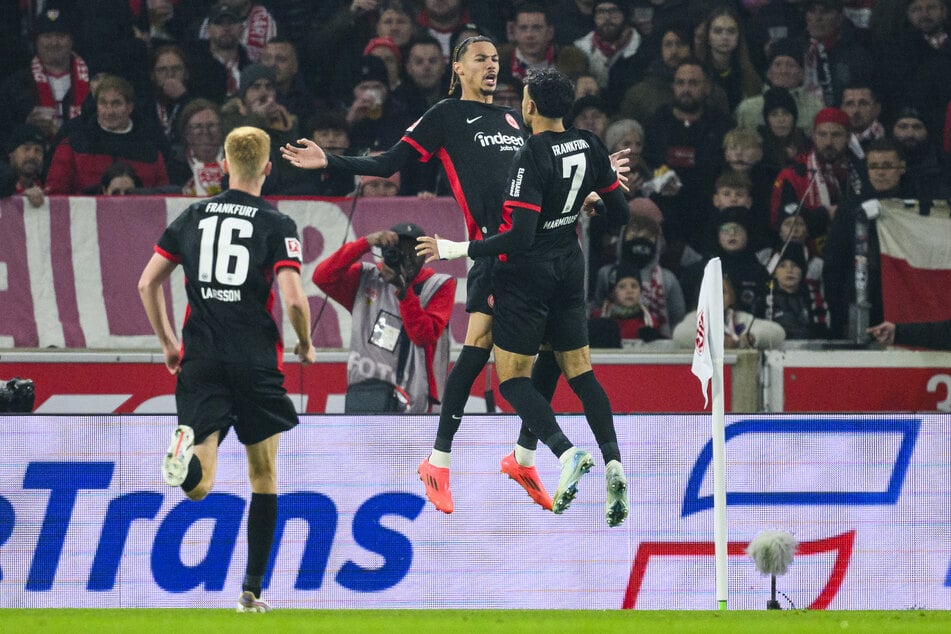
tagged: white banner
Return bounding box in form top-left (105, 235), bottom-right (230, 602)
top-left (1, 413), bottom-right (948, 609)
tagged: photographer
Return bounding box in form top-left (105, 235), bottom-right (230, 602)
top-left (313, 222), bottom-right (456, 413)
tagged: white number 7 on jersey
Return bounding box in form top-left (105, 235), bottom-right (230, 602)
top-left (197, 216), bottom-right (253, 286)
top-left (560, 153), bottom-right (587, 215)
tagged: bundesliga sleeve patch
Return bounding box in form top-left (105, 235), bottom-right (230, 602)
top-left (285, 237), bottom-right (302, 260)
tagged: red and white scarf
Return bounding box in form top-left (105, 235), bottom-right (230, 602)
top-left (642, 264), bottom-right (670, 337)
top-left (30, 53), bottom-right (89, 129)
top-left (510, 46), bottom-right (555, 84)
top-left (243, 4), bottom-right (276, 61)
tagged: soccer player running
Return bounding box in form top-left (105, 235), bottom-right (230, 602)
top-left (417, 68), bottom-right (630, 526)
top-left (282, 36), bottom-right (628, 515)
top-left (138, 126), bottom-right (316, 611)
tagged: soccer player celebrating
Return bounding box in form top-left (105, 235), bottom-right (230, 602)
top-left (138, 126), bottom-right (316, 611)
top-left (282, 36), bottom-right (628, 515)
top-left (417, 68), bottom-right (630, 526)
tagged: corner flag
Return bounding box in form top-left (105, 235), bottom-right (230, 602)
top-left (692, 258), bottom-right (723, 408)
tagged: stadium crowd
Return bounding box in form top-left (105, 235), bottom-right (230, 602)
top-left (2, 0), bottom-right (950, 346)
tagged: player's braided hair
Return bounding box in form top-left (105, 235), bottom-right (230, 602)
top-left (448, 35), bottom-right (496, 96)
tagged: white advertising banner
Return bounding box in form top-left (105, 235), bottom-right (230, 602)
top-left (1, 414), bottom-right (948, 609)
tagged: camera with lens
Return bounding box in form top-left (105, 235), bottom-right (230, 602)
top-left (0, 377), bottom-right (35, 413)
top-left (382, 245), bottom-right (406, 271)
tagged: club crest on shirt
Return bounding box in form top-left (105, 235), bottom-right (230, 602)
top-left (505, 113), bottom-right (519, 130)
top-left (285, 237), bottom-right (302, 259)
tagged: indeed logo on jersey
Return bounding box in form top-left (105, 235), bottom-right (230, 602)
top-left (474, 131), bottom-right (524, 151)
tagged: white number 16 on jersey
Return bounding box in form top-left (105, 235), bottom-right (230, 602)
top-left (197, 216), bottom-right (253, 286)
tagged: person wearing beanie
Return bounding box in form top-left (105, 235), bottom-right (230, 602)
top-left (589, 261), bottom-right (660, 345)
top-left (593, 199), bottom-right (687, 338)
top-left (681, 204), bottom-right (771, 317)
top-left (769, 105), bottom-right (863, 254)
top-left (573, 0), bottom-right (642, 90)
top-left (734, 37), bottom-right (824, 135)
top-left (363, 37), bottom-right (404, 91)
top-left (768, 243), bottom-right (831, 339)
top-left (345, 55), bottom-right (413, 154)
top-left (799, 0), bottom-right (876, 108)
top-left (759, 86), bottom-right (811, 171)
top-left (219, 62), bottom-right (302, 194)
top-left (889, 104), bottom-right (951, 200)
top-left (0, 7), bottom-right (90, 143)
top-left (1, 123), bottom-right (47, 203)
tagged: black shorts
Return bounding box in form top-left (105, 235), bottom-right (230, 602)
top-left (175, 359), bottom-right (299, 446)
top-left (491, 252), bottom-right (589, 356)
top-left (465, 256), bottom-right (494, 315)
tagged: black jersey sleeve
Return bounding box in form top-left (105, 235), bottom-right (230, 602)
top-left (466, 207), bottom-right (540, 258)
top-left (325, 141), bottom-right (419, 177)
top-left (269, 214), bottom-right (304, 273)
top-left (155, 206), bottom-right (189, 261)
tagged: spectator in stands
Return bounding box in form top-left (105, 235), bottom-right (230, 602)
top-left (569, 95), bottom-right (610, 140)
top-left (417, 0), bottom-right (474, 58)
top-left (313, 222), bottom-right (455, 413)
top-left (770, 107), bottom-right (863, 251)
top-left (673, 273), bottom-right (786, 350)
top-left (643, 59), bottom-right (734, 263)
top-left (696, 6), bottom-right (763, 112)
top-left (99, 161), bottom-right (142, 195)
top-left (45, 74), bottom-right (169, 195)
top-left (617, 24), bottom-right (718, 124)
top-left (197, 1), bottom-right (277, 62)
top-left (745, 0), bottom-right (808, 73)
top-left (498, 3), bottom-right (589, 87)
top-left (589, 262), bottom-right (661, 347)
top-left (868, 318), bottom-right (951, 350)
top-left (721, 128), bottom-right (776, 249)
top-left (683, 206), bottom-right (771, 317)
top-left (358, 171), bottom-right (402, 197)
top-left (184, 3), bottom-right (252, 105)
top-left (551, 0), bottom-right (597, 45)
top-left (394, 36), bottom-right (449, 117)
top-left (840, 82), bottom-right (885, 150)
top-left (282, 110), bottom-right (356, 197)
top-left (261, 38), bottom-right (318, 124)
top-left (878, 0), bottom-right (950, 127)
top-left (889, 105), bottom-right (951, 200)
top-left (701, 170), bottom-right (757, 257)
top-left (167, 98), bottom-right (226, 197)
top-left (766, 243), bottom-right (831, 340)
top-left (604, 118), bottom-right (650, 196)
top-left (735, 38), bottom-right (824, 136)
top-left (759, 86), bottom-right (812, 171)
top-left (823, 138), bottom-right (907, 338)
top-left (574, 0), bottom-right (642, 91)
top-left (378, 1), bottom-right (422, 49)
top-left (0, 123), bottom-right (46, 206)
top-left (0, 8), bottom-right (89, 143)
top-left (799, 0), bottom-right (876, 107)
top-left (758, 204), bottom-right (825, 286)
top-left (592, 200), bottom-right (686, 339)
top-left (147, 45), bottom-right (193, 154)
top-left (364, 36), bottom-right (404, 92)
top-left (220, 64), bottom-right (306, 194)
top-left (345, 55), bottom-right (412, 154)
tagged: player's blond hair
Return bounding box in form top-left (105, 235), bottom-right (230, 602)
top-left (224, 126), bottom-right (270, 182)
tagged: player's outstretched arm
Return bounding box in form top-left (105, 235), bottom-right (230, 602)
top-left (138, 253), bottom-right (181, 374)
top-left (416, 234), bottom-right (470, 263)
top-left (280, 138), bottom-right (328, 170)
top-left (277, 267), bottom-right (316, 365)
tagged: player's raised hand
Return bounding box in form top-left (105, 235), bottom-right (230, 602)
top-left (416, 235), bottom-right (442, 263)
top-left (609, 147), bottom-right (631, 192)
top-left (281, 138), bottom-right (328, 170)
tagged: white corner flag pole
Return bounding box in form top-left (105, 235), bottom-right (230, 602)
top-left (690, 258), bottom-right (728, 610)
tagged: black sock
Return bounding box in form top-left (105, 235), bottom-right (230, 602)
top-left (516, 350), bottom-right (562, 451)
top-left (243, 492), bottom-right (278, 597)
top-left (181, 454), bottom-right (202, 493)
top-left (434, 345), bottom-right (491, 452)
top-left (568, 371), bottom-right (620, 464)
top-left (499, 377), bottom-right (572, 458)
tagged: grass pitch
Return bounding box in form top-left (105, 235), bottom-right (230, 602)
top-left (3, 610), bottom-right (950, 633)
